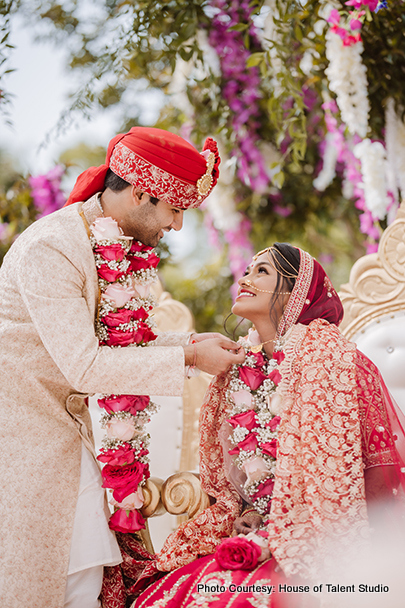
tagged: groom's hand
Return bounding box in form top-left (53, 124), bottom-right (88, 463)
top-left (184, 337), bottom-right (245, 376)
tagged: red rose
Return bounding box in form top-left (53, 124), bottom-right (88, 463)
top-left (131, 307), bottom-right (149, 321)
top-left (132, 322), bottom-right (157, 345)
top-left (269, 370), bottom-right (282, 385)
top-left (109, 508), bottom-right (145, 533)
top-left (261, 439), bottom-right (277, 458)
top-left (104, 328), bottom-right (137, 347)
top-left (251, 351), bottom-right (266, 368)
top-left (130, 241), bottom-right (153, 254)
top-left (228, 410), bottom-right (257, 432)
top-left (266, 416), bottom-right (281, 431)
top-left (128, 257), bottom-right (150, 272)
top-left (94, 244), bottom-right (126, 262)
top-left (239, 367), bottom-right (267, 391)
top-left (272, 350), bottom-right (285, 365)
top-left (214, 536), bottom-right (261, 570)
top-left (252, 478), bottom-right (275, 511)
top-left (102, 461), bottom-right (147, 502)
top-left (228, 432), bottom-right (258, 455)
top-left (97, 266), bottom-right (125, 282)
top-left (97, 444), bottom-right (135, 466)
top-left (98, 394), bottom-right (150, 415)
top-left (147, 252), bottom-right (160, 268)
top-left (101, 309), bottom-right (134, 328)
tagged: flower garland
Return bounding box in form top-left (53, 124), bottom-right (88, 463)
top-left (89, 215), bottom-right (160, 533)
top-left (225, 329), bottom-right (284, 516)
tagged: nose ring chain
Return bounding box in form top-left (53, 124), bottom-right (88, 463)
top-left (244, 279), bottom-right (291, 296)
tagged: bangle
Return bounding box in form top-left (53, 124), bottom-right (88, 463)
top-left (189, 343), bottom-right (197, 371)
top-left (241, 507), bottom-right (259, 517)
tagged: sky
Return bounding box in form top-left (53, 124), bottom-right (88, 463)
top-left (1, 16), bottom-right (119, 174)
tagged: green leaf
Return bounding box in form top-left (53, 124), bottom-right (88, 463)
top-left (246, 52), bottom-right (264, 68)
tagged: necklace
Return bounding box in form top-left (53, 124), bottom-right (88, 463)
top-left (225, 340), bottom-right (285, 516)
top-left (250, 337), bottom-right (276, 354)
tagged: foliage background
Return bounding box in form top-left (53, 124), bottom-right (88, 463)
top-left (1, 0), bottom-right (404, 332)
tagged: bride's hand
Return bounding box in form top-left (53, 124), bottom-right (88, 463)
top-left (232, 511), bottom-right (263, 536)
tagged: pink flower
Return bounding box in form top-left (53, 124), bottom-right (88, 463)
top-left (97, 444), bottom-right (135, 466)
top-left (349, 18), bottom-right (362, 30)
top-left (97, 265), bottom-right (125, 283)
top-left (327, 8), bottom-right (341, 25)
top-left (269, 370), bottom-right (281, 385)
top-left (109, 507), bottom-right (145, 532)
top-left (229, 433), bottom-right (258, 455)
top-left (230, 390), bottom-right (253, 408)
top-left (91, 217), bottom-right (125, 241)
top-left (110, 486), bottom-right (144, 510)
top-left (106, 417), bottom-right (138, 442)
top-left (228, 410), bottom-right (257, 432)
top-left (98, 394), bottom-right (150, 415)
top-left (343, 33), bottom-right (361, 46)
top-left (102, 461), bottom-right (147, 502)
top-left (133, 283), bottom-right (151, 299)
top-left (214, 536), bottom-right (261, 570)
top-left (101, 309), bottom-right (134, 327)
top-left (260, 439), bottom-right (277, 459)
top-left (239, 366), bottom-right (267, 390)
top-left (266, 416), bottom-right (281, 431)
top-left (247, 327), bottom-right (261, 346)
top-left (103, 284), bottom-right (137, 308)
top-left (242, 456), bottom-right (269, 483)
top-left (94, 243), bottom-right (126, 262)
top-left (267, 394), bottom-right (282, 416)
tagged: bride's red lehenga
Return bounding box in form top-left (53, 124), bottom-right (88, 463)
top-left (101, 249), bottom-right (405, 608)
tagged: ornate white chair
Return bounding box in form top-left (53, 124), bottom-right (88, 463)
top-left (339, 201), bottom-right (405, 412)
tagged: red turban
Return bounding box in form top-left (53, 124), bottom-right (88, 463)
top-left (65, 127), bottom-right (220, 208)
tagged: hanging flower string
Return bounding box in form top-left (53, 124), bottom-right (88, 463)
top-left (225, 329), bottom-right (284, 517)
top-left (89, 216), bottom-right (160, 533)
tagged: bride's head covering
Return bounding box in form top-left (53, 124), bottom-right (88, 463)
top-left (255, 244), bottom-right (344, 338)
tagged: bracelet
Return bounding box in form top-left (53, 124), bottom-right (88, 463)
top-left (189, 342), bottom-right (197, 371)
top-left (241, 507), bottom-right (260, 517)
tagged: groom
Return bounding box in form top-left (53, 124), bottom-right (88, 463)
top-left (0, 127), bottom-right (245, 608)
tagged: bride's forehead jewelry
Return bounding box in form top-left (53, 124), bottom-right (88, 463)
top-left (244, 279), bottom-right (291, 295)
top-left (253, 247), bottom-right (298, 280)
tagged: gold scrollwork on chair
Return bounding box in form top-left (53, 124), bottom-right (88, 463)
top-left (339, 201), bottom-right (405, 340)
top-left (161, 472), bottom-right (210, 519)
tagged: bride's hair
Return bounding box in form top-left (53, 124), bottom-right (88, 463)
top-left (267, 243), bottom-right (300, 327)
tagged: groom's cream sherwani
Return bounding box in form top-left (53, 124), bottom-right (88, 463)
top-left (0, 196), bottom-right (189, 608)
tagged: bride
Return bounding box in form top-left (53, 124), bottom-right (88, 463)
top-left (103, 243), bottom-right (405, 608)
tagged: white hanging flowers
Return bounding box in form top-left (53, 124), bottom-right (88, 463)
top-left (325, 29), bottom-right (370, 138)
top-left (313, 132), bottom-right (338, 191)
top-left (353, 139), bottom-right (390, 220)
top-left (385, 98), bottom-right (405, 204)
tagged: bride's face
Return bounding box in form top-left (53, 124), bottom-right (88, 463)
top-left (232, 252), bottom-right (288, 325)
